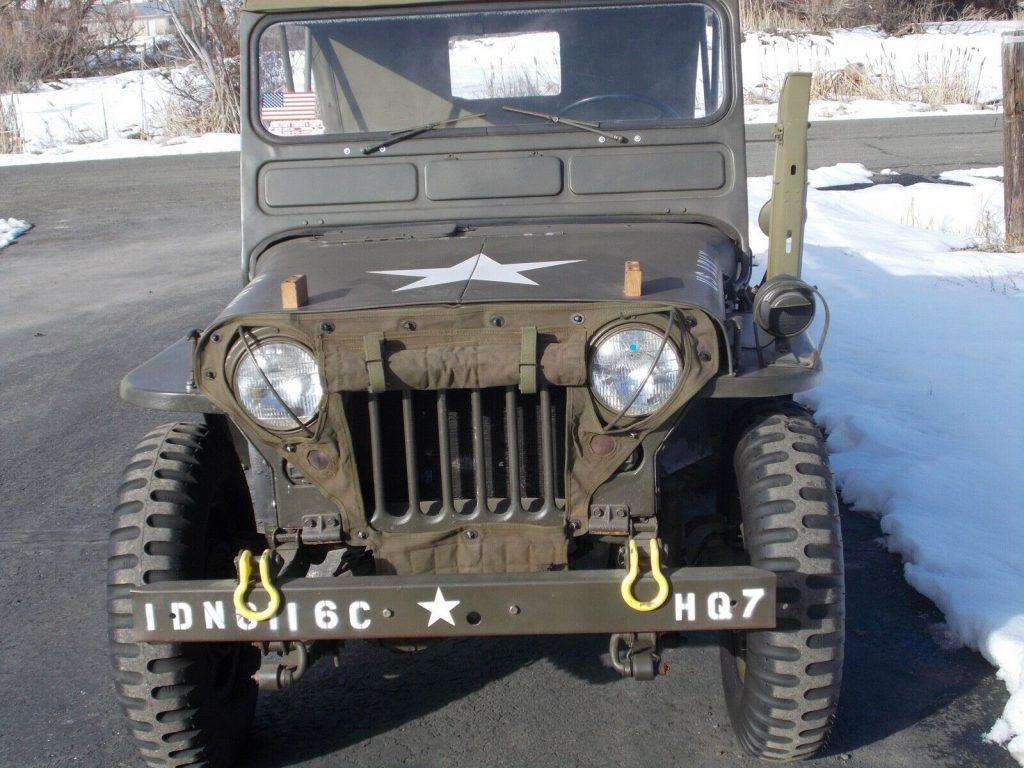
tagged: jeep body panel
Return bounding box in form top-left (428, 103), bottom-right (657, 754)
top-left (120, 335), bottom-right (219, 413)
top-left (228, 223), bottom-right (739, 319)
top-left (238, 0), bottom-right (750, 281)
top-left (132, 566), bottom-right (777, 641)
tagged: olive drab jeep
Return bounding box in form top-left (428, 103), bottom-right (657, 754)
top-left (108, 0), bottom-right (844, 764)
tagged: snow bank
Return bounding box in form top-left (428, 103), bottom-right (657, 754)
top-left (746, 97), bottom-right (992, 124)
top-left (8, 70), bottom-right (168, 153)
top-left (0, 70), bottom-right (238, 165)
top-left (0, 133), bottom-right (239, 166)
top-left (743, 20), bottom-right (1009, 122)
top-left (0, 218), bottom-right (31, 249)
top-left (0, 20), bottom-right (1014, 163)
top-left (747, 165), bottom-right (1024, 764)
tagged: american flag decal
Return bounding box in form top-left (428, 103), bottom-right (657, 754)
top-left (260, 90), bottom-right (318, 122)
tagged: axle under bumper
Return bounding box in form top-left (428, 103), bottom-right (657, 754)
top-left (132, 566), bottom-right (776, 642)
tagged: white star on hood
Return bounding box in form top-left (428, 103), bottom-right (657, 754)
top-left (370, 253), bottom-right (582, 292)
top-left (417, 587), bottom-right (461, 627)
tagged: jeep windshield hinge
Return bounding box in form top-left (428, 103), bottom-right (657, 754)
top-left (587, 504), bottom-right (657, 537)
top-left (185, 328), bottom-right (200, 392)
top-left (300, 513), bottom-right (344, 544)
top-left (760, 71), bottom-right (812, 280)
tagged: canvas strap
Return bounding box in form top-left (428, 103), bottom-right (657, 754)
top-left (363, 332), bottom-right (386, 393)
top-left (519, 326), bottom-right (537, 394)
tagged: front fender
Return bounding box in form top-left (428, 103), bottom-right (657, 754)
top-left (120, 335), bottom-right (220, 413)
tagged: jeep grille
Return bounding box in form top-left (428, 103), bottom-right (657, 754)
top-left (345, 386), bottom-right (566, 531)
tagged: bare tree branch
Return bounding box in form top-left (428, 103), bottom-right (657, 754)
top-left (157, 0), bottom-right (241, 134)
top-left (1, 0), bottom-right (141, 91)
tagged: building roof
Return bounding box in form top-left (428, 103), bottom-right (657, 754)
top-left (131, 2), bottom-right (172, 17)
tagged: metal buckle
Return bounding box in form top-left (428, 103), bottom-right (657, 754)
top-left (620, 535), bottom-right (670, 612)
top-left (233, 549), bottom-right (282, 623)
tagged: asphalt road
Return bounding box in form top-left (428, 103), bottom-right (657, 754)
top-left (748, 112), bottom-right (1003, 175)
top-left (0, 114), bottom-right (1014, 768)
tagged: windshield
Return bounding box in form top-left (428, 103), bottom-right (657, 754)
top-left (256, 2), bottom-right (726, 139)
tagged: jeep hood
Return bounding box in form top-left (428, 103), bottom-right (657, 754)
top-left (221, 222), bottom-right (740, 323)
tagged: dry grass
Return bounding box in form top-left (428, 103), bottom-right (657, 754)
top-left (159, 81), bottom-right (234, 137)
top-left (479, 67), bottom-right (560, 100)
top-left (740, 0), bottom-right (1019, 33)
top-left (809, 63), bottom-right (875, 99)
top-left (56, 102), bottom-right (111, 145)
top-left (157, 57), bottom-right (241, 138)
top-left (962, 202), bottom-right (1011, 252)
top-left (900, 197), bottom-right (1022, 292)
top-left (940, 265), bottom-right (1022, 293)
top-left (156, 0), bottom-right (242, 137)
top-left (904, 195), bottom-right (1011, 252)
top-left (0, 95), bottom-right (22, 154)
top-left (747, 48), bottom-right (986, 107)
top-left (912, 49), bottom-right (986, 106)
top-left (741, 0), bottom-right (822, 32)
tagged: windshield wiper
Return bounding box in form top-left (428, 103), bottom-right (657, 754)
top-left (502, 106), bottom-right (627, 144)
top-left (361, 112), bottom-right (487, 155)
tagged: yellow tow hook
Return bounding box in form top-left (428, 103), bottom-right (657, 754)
top-left (620, 537), bottom-right (670, 612)
top-left (233, 549), bottom-right (282, 623)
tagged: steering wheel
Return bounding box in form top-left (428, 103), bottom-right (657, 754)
top-left (558, 93), bottom-right (682, 119)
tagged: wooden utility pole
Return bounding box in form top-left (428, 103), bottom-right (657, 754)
top-left (1002, 31), bottom-right (1024, 251)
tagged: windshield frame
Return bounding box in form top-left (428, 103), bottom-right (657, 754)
top-left (247, 0), bottom-right (735, 147)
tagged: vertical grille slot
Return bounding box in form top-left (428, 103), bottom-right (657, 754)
top-left (346, 386), bottom-right (566, 528)
top-left (366, 393), bottom-right (387, 516)
top-left (436, 390), bottom-right (454, 511)
top-left (539, 384), bottom-right (556, 511)
top-left (504, 386), bottom-right (521, 511)
top-left (470, 389), bottom-right (486, 512)
top-left (401, 390), bottom-right (419, 513)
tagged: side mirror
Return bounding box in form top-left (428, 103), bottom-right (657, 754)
top-left (754, 274), bottom-right (816, 338)
top-left (758, 199), bottom-right (771, 237)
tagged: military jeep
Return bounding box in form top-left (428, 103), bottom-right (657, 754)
top-left (109, 0), bottom-right (844, 764)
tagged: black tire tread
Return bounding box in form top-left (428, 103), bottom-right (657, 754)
top-left (723, 404), bottom-right (845, 762)
top-left (107, 423), bottom-right (257, 768)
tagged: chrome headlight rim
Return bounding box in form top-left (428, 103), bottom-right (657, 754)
top-left (229, 335), bottom-right (325, 434)
top-left (588, 322), bottom-right (683, 420)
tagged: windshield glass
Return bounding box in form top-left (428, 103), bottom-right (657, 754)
top-left (256, 2), bottom-right (726, 139)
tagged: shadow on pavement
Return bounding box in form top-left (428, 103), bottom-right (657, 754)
top-left (244, 502), bottom-right (1011, 767)
top-left (822, 507), bottom-right (1009, 764)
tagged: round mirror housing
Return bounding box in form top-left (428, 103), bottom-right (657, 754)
top-left (754, 275), bottom-right (816, 338)
top-left (757, 200), bottom-right (772, 236)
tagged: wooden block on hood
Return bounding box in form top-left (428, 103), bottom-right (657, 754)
top-left (281, 274), bottom-right (308, 310)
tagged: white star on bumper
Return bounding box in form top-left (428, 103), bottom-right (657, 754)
top-left (370, 253), bottom-right (582, 292)
top-left (417, 587), bottom-right (461, 627)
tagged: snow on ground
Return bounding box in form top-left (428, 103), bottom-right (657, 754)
top-left (0, 218), bottom-right (32, 250)
top-left (0, 69), bottom-right (240, 165)
top-left (7, 69), bottom-right (166, 152)
top-left (0, 133), bottom-right (239, 166)
top-left (743, 20), bottom-right (1010, 122)
top-left (0, 20), bottom-right (1012, 164)
top-left (747, 164), bottom-right (1024, 764)
top-left (744, 96), bottom-right (991, 124)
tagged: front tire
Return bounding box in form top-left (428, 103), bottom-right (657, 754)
top-left (720, 405), bottom-right (845, 761)
top-left (107, 422), bottom-right (260, 768)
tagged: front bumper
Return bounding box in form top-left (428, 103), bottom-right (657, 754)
top-left (132, 566), bottom-right (776, 642)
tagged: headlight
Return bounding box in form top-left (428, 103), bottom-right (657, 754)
top-left (234, 341), bottom-right (324, 430)
top-left (589, 326), bottom-right (682, 417)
